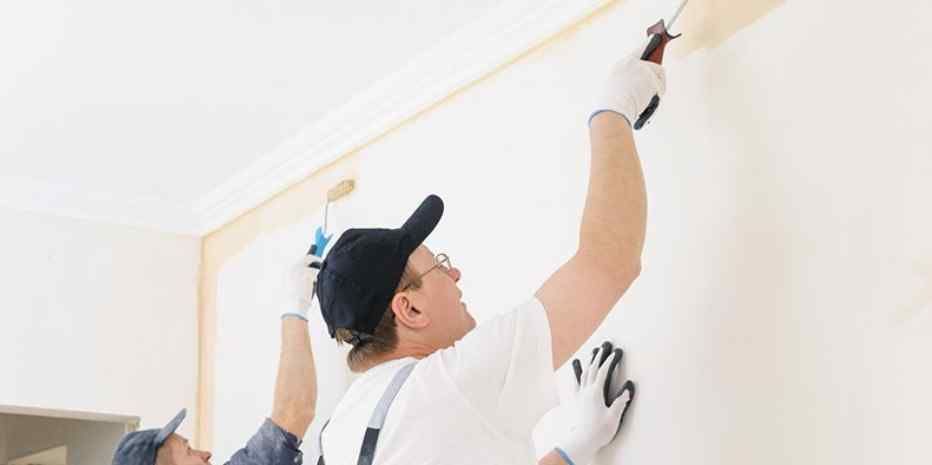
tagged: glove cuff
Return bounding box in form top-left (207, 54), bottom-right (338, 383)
top-left (554, 440), bottom-right (594, 465)
top-left (588, 109), bottom-right (632, 128)
top-left (281, 309), bottom-right (308, 321)
top-left (553, 447), bottom-right (576, 465)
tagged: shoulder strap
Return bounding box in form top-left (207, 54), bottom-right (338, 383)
top-left (316, 362), bottom-right (416, 465)
top-left (357, 363), bottom-right (415, 465)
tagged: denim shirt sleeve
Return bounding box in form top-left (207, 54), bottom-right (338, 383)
top-left (225, 418), bottom-right (304, 465)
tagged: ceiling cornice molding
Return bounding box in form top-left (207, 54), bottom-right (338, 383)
top-left (192, 0), bottom-right (612, 235)
top-left (0, 175), bottom-right (199, 236)
top-left (3, 0), bottom-right (612, 236)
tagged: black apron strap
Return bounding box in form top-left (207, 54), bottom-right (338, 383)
top-left (316, 362), bottom-right (416, 465)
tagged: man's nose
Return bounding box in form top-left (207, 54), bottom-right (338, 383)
top-left (196, 450), bottom-right (212, 462)
top-left (448, 266), bottom-right (461, 282)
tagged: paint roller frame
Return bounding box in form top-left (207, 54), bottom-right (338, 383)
top-left (307, 179), bottom-right (356, 258)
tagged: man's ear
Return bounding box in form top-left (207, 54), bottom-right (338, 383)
top-left (391, 291), bottom-right (430, 330)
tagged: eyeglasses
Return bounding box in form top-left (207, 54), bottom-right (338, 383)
top-left (402, 253), bottom-right (452, 290)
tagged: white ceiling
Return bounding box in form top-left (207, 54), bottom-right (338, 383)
top-left (0, 0), bottom-right (608, 234)
top-left (0, 1), bottom-right (503, 232)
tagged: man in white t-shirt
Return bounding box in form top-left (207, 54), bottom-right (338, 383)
top-left (313, 48), bottom-right (666, 465)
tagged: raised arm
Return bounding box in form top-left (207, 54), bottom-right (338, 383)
top-left (536, 52), bottom-right (666, 369)
top-left (270, 254), bottom-right (320, 438)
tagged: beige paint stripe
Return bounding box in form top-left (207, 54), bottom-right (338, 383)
top-left (672, 0), bottom-right (786, 56)
top-left (194, 155), bottom-right (360, 449)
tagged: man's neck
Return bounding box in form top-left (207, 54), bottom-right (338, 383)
top-left (362, 341), bottom-right (433, 371)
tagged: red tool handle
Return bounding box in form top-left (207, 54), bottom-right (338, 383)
top-left (634, 20), bottom-right (681, 130)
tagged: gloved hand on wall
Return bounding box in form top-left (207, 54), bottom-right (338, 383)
top-left (552, 341), bottom-right (636, 465)
top-left (590, 49), bottom-right (666, 127)
top-left (281, 253), bottom-right (321, 321)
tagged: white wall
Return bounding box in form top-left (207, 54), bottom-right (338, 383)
top-left (2, 414), bottom-right (125, 465)
top-left (210, 0), bottom-right (932, 463)
top-left (0, 206), bottom-right (201, 435)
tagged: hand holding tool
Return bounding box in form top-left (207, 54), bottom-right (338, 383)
top-left (633, 0), bottom-right (688, 130)
top-left (282, 253), bottom-right (320, 321)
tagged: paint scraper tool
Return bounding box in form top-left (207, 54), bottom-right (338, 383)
top-left (634, 0), bottom-right (689, 130)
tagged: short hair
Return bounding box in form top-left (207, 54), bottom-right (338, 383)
top-left (335, 264), bottom-right (422, 372)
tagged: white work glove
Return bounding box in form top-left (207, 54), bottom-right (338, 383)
top-left (590, 50), bottom-right (666, 127)
top-left (553, 341), bottom-right (636, 465)
top-left (281, 253), bottom-right (321, 321)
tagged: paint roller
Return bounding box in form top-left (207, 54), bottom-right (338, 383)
top-left (307, 179), bottom-right (355, 265)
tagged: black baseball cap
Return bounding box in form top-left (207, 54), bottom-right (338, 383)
top-left (315, 194), bottom-right (443, 339)
top-left (111, 409), bottom-right (186, 465)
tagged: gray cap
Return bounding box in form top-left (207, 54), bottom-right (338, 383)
top-left (112, 409), bottom-right (187, 465)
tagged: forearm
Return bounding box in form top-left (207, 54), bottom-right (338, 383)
top-left (270, 318), bottom-right (317, 439)
top-left (537, 112), bottom-right (647, 367)
top-left (579, 111), bottom-right (647, 279)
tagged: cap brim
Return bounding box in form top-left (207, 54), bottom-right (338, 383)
top-left (155, 409), bottom-right (186, 446)
top-left (400, 195), bottom-right (443, 246)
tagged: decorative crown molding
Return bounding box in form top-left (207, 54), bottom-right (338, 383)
top-left (0, 174), bottom-right (200, 236)
top-left (192, 0), bottom-right (612, 235)
top-left (2, 0), bottom-right (612, 236)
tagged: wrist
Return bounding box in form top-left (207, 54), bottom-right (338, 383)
top-left (553, 447), bottom-right (576, 465)
top-left (555, 448), bottom-right (592, 465)
top-left (554, 439), bottom-right (595, 465)
top-left (588, 109), bottom-right (632, 128)
top-left (281, 303), bottom-right (309, 321)
top-left (281, 311), bottom-right (308, 321)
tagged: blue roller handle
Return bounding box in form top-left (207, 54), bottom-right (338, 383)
top-left (306, 226), bottom-right (332, 263)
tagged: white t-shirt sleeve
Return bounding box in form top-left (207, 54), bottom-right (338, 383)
top-left (435, 297), bottom-right (559, 439)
